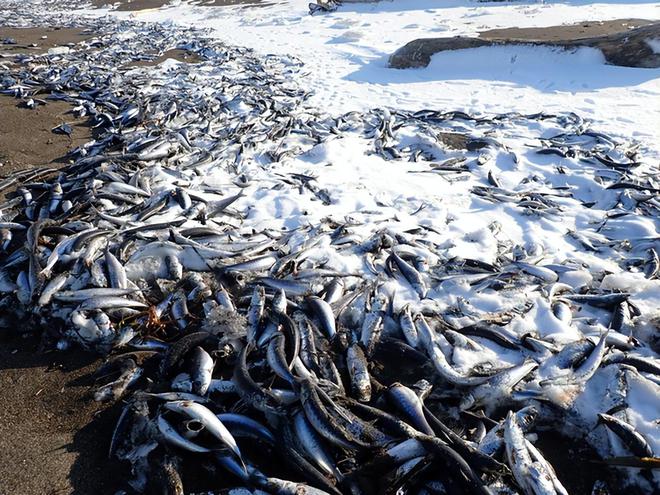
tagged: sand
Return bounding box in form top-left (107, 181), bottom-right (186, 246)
top-left (0, 26), bottom-right (95, 179)
top-left (0, 97), bottom-right (93, 178)
top-left (126, 48), bottom-right (203, 67)
top-left (91, 0), bottom-right (272, 11)
top-left (0, 332), bottom-right (124, 495)
top-left (0, 24), bottom-right (123, 495)
top-left (0, 29), bottom-right (205, 179)
top-left (0, 27), bottom-right (93, 54)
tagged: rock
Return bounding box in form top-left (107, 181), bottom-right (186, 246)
top-left (586, 24), bottom-right (660, 68)
top-left (389, 20), bottom-right (660, 69)
top-left (389, 37), bottom-right (489, 69)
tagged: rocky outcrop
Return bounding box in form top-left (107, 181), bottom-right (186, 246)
top-left (389, 37), bottom-right (489, 69)
top-left (389, 20), bottom-right (660, 69)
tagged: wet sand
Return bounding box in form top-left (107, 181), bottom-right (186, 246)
top-left (0, 97), bottom-right (92, 177)
top-left (0, 332), bottom-right (124, 495)
top-left (0, 26), bottom-right (93, 196)
top-left (0, 27), bottom-right (95, 177)
top-left (0, 26), bottom-right (206, 178)
top-left (126, 47), bottom-right (203, 67)
top-left (0, 24), bottom-right (116, 495)
top-left (0, 27), bottom-right (93, 54)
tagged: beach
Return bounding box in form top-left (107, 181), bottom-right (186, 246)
top-left (0, 1), bottom-right (658, 493)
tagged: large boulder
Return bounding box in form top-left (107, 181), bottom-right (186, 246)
top-left (389, 37), bottom-right (490, 69)
top-left (389, 20), bottom-right (660, 69)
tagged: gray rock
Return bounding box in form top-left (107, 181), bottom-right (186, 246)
top-left (389, 21), bottom-right (660, 69)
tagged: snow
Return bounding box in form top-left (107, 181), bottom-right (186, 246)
top-left (82, 0), bottom-right (660, 151)
top-left (647, 37), bottom-right (660, 54)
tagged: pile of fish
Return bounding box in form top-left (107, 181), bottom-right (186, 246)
top-left (0, 2), bottom-right (659, 494)
top-left (309, 1), bottom-right (342, 15)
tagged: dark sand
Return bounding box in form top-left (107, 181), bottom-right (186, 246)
top-left (0, 24), bottom-right (119, 495)
top-left (126, 48), bottom-right (203, 67)
top-left (0, 332), bottom-right (124, 495)
top-left (480, 18), bottom-right (655, 42)
top-left (0, 27), bottom-right (93, 54)
top-left (0, 97), bottom-right (92, 177)
top-left (91, 0), bottom-right (271, 11)
top-left (0, 27), bottom-right (95, 177)
top-left (0, 26), bottom-right (92, 177)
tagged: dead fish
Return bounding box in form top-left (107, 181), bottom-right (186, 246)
top-left (52, 122), bottom-right (73, 136)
